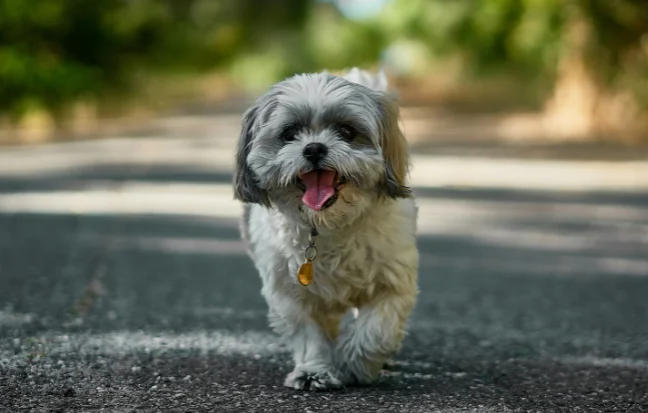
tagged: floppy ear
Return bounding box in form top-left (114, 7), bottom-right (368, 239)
top-left (377, 93), bottom-right (412, 199)
top-left (233, 105), bottom-right (271, 206)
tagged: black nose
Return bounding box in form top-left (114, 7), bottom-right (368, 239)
top-left (303, 143), bottom-right (328, 164)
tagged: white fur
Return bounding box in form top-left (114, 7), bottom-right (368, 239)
top-left (234, 68), bottom-right (419, 390)
top-left (343, 67), bottom-right (389, 92)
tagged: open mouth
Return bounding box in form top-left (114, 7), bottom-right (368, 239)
top-left (298, 169), bottom-right (347, 211)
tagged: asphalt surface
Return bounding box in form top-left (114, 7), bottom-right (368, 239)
top-left (1, 113), bottom-right (648, 412)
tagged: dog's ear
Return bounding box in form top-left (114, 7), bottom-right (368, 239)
top-left (377, 93), bottom-right (412, 199)
top-left (233, 104), bottom-right (271, 206)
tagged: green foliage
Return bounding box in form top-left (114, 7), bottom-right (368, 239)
top-left (0, 0), bottom-right (311, 116)
top-left (581, 0), bottom-right (648, 107)
top-left (1, 0), bottom-right (647, 116)
top-left (0, 0), bottom-right (171, 115)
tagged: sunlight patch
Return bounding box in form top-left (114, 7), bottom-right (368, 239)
top-left (559, 356), bottom-right (648, 370)
top-left (3, 330), bottom-right (285, 362)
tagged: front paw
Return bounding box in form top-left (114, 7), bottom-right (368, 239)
top-left (336, 356), bottom-right (384, 386)
top-left (284, 365), bottom-right (343, 391)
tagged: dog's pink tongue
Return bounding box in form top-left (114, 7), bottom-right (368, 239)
top-left (301, 170), bottom-right (336, 211)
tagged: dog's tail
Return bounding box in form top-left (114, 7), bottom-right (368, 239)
top-left (342, 67), bottom-right (389, 92)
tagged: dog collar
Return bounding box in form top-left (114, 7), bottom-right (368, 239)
top-left (297, 227), bottom-right (318, 286)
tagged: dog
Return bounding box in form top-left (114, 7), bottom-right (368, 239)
top-left (234, 68), bottom-right (419, 390)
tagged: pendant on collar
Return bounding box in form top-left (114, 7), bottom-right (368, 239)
top-left (297, 228), bottom-right (318, 286)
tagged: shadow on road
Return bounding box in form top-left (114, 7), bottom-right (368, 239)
top-left (1, 161), bottom-right (647, 411)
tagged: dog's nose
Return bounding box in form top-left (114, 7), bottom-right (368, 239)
top-left (303, 143), bottom-right (328, 164)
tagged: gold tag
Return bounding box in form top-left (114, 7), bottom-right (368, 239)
top-left (297, 261), bottom-right (313, 286)
top-left (298, 228), bottom-right (318, 286)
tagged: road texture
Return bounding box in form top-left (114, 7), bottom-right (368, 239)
top-left (1, 110), bottom-right (648, 412)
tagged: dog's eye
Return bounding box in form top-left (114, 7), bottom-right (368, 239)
top-left (280, 125), bottom-right (298, 142)
top-left (337, 124), bottom-right (355, 141)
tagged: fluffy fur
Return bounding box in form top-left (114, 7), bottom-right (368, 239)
top-left (234, 68), bottom-right (419, 390)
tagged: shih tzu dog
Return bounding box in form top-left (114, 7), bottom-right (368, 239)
top-left (234, 68), bottom-right (419, 390)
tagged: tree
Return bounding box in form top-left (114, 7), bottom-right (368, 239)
top-left (364, 0), bottom-right (648, 138)
top-left (0, 0), bottom-right (312, 117)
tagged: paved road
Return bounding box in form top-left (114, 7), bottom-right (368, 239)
top-left (1, 113), bottom-right (647, 412)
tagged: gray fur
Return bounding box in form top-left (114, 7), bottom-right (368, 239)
top-left (234, 72), bottom-right (411, 229)
top-left (233, 93), bottom-right (282, 206)
top-left (239, 203), bottom-right (254, 260)
top-left (232, 69), bottom-right (419, 391)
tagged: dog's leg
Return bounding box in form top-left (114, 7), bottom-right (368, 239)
top-left (265, 290), bottom-right (343, 391)
top-left (336, 290), bottom-right (417, 384)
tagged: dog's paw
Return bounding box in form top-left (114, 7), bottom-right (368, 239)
top-left (335, 356), bottom-right (383, 386)
top-left (284, 365), bottom-right (343, 391)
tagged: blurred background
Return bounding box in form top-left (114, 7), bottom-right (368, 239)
top-left (1, 2), bottom-right (648, 410)
top-left (2, 0), bottom-right (648, 144)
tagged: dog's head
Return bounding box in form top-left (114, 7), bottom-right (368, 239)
top-left (233, 70), bottom-right (411, 229)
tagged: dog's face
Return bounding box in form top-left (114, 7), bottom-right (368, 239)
top-left (234, 72), bottom-right (411, 229)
